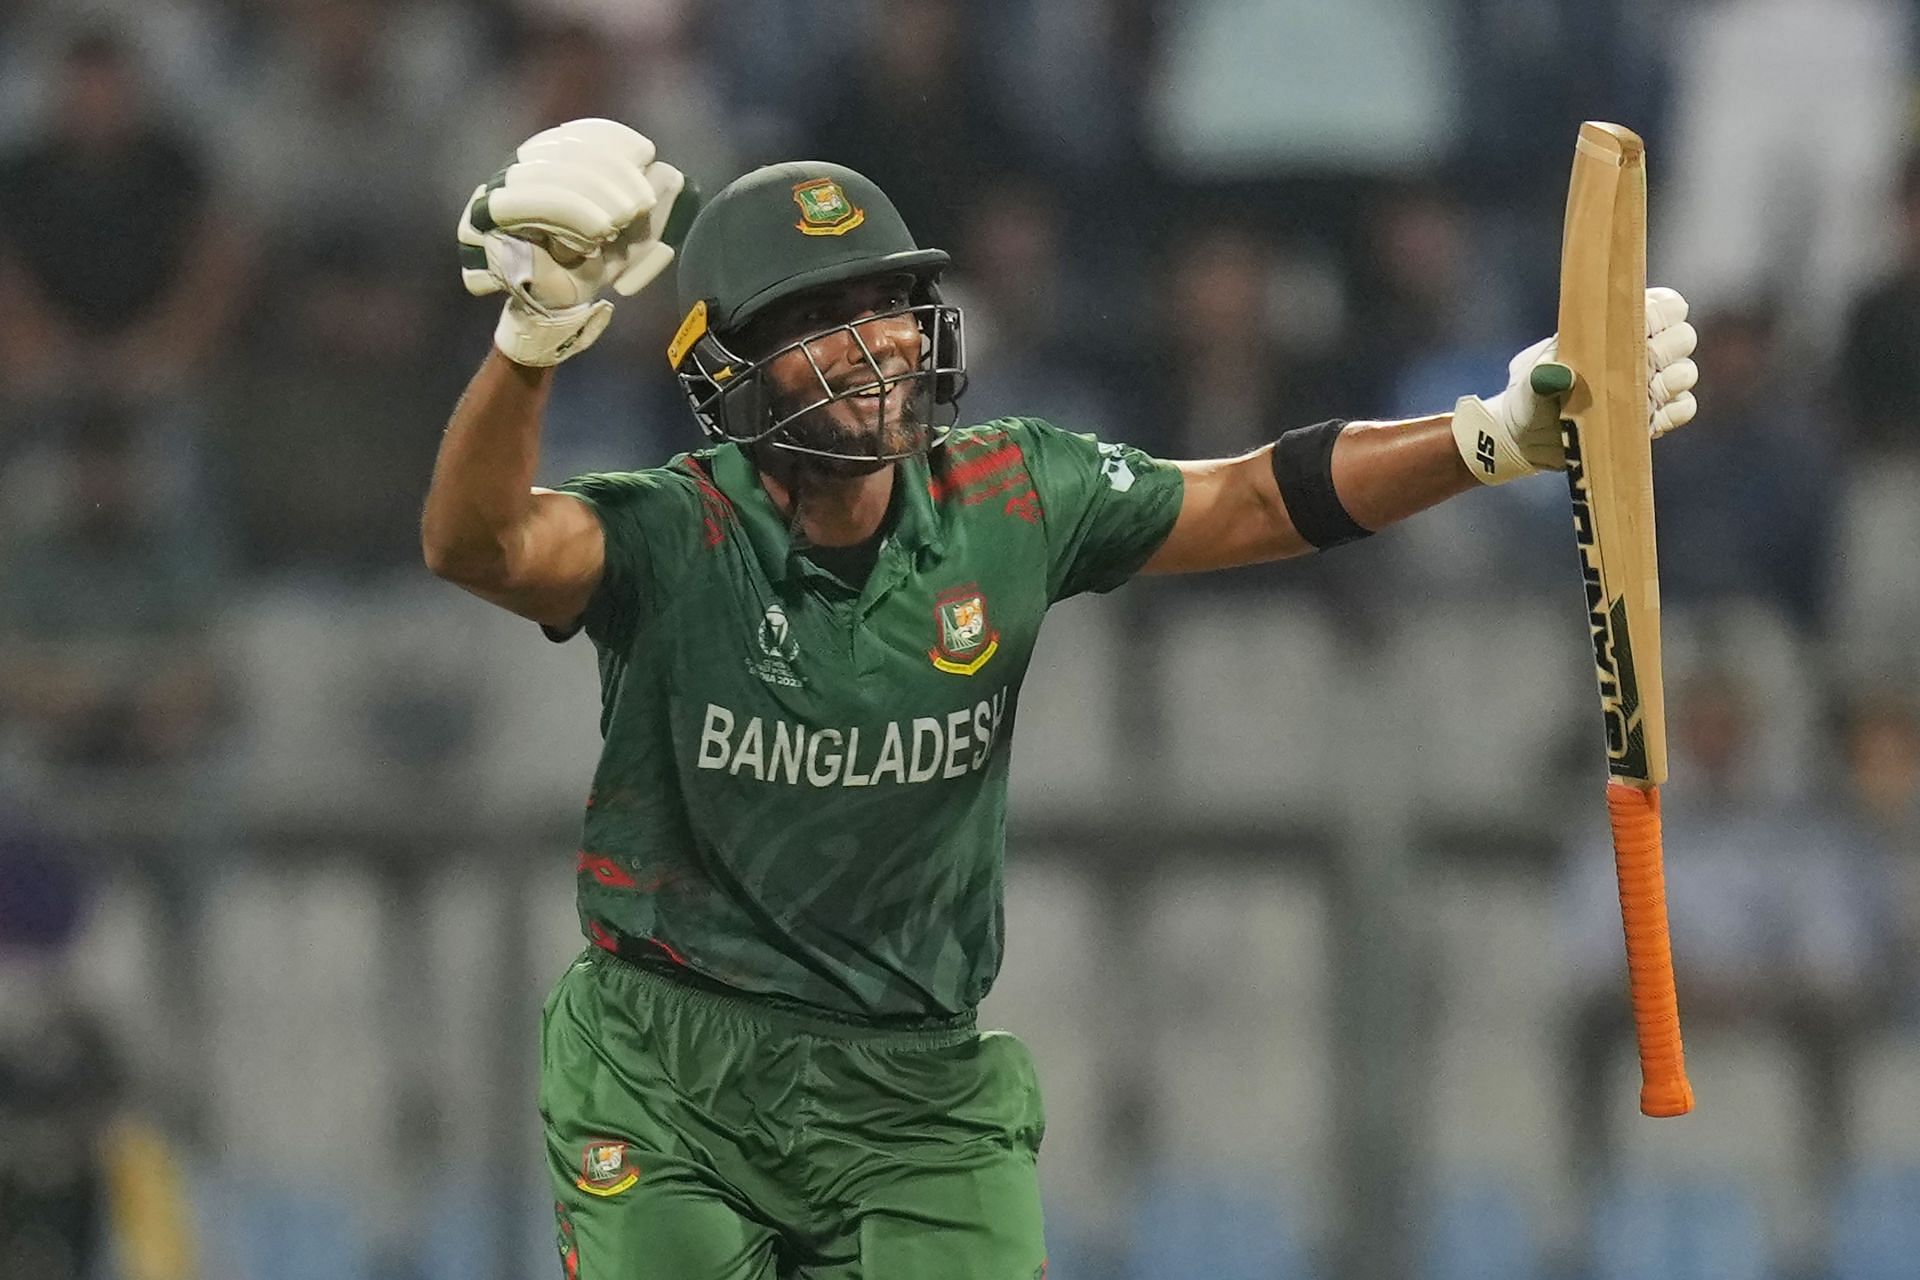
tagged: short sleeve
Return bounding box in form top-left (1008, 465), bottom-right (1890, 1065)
top-left (1005, 418), bottom-right (1185, 602)
top-left (544, 468), bottom-right (693, 651)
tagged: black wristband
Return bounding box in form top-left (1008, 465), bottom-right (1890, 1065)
top-left (1271, 419), bottom-right (1372, 550)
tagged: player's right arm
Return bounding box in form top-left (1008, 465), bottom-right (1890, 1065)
top-left (420, 119), bottom-right (692, 629)
top-left (421, 352), bottom-right (605, 628)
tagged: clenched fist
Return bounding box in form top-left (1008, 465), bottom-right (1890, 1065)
top-left (456, 118), bottom-right (694, 367)
top-left (1452, 287), bottom-right (1700, 485)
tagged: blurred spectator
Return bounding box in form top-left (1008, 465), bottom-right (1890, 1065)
top-left (215, 0), bottom-right (471, 572)
top-left (1449, 0), bottom-right (1669, 208)
top-left (0, 824), bottom-right (197, 1280)
top-left (215, 232), bottom-right (456, 571)
top-left (535, 322), bottom-right (694, 480)
top-left (970, 0), bottom-right (1136, 175)
top-left (1351, 182), bottom-right (1522, 416)
top-left (941, 176), bottom-right (1123, 438)
top-left (1651, 306), bottom-right (1838, 629)
top-left (1840, 695), bottom-right (1920, 1019)
top-left (1827, 454), bottom-right (1920, 687)
top-left (699, 0), bottom-right (871, 161)
top-left (218, 0), bottom-right (475, 239)
top-left (439, 11), bottom-right (738, 206)
top-left (0, 5), bottom-right (35, 144)
top-left (517, 0), bottom-right (682, 42)
top-left (1341, 181), bottom-right (1569, 601)
top-left (1559, 671), bottom-right (1886, 1188)
top-left (1562, 671), bottom-right (1886, 1020)
top-left (0, 27), bottom-right (253, 402)
top-left (1146, 0), bottom-right (1458, 178)
top-left (1657, 0), bottom-right (1909, 359)
top-left (0, 832), bottom-right (113, 1280)
top-left (1136, 221), bottom-right (1351, 462)
top-left (0, 400), bottom-right (223, 779)
top-left (805, 0), bottom-right (1009, 253)
top-left (1838, 148), bottom-right (1920, 460)
top-left (442, 19), bottom-right (627, 179)
top-left (0, 3), bottom-right (245, 148)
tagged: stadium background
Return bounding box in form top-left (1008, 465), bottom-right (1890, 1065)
top-left (3, 1), bottom-right (1919, 1278)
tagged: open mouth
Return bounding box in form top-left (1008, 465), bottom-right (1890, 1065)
top-left (844, 380), bottom-right (914, 406)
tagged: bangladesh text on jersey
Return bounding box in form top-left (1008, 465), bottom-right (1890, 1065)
top-left (546, 418), bottom-right (1183, 1022)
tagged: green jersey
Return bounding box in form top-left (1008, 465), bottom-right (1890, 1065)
top-left (550, 417), bottom-right (1183, 1023)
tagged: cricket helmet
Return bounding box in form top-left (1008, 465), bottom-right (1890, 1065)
top-left (667, 161), bottom-right (967, 463)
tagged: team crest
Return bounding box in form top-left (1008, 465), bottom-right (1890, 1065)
top-left (792, 178), bottom-right (865, 236)
top-left (576, 1140), bottom-right (639, 1197)
top-left (929, 586), bottom-right (999, 676)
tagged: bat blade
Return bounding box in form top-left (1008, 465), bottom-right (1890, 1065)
top-left (1556, 122), bottom-right (1666, 789)
top-left (1550, 121), bottom-right (1693, 1118)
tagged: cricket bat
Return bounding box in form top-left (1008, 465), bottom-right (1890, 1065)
top-left (1533, 122), bottom-right (1694, 1118)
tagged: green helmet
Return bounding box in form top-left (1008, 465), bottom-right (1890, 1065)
top-left (666, 161), bottom-right (967, 462)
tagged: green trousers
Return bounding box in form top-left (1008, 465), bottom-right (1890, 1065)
top-left (539, 951), bottom-right (1049, 1279)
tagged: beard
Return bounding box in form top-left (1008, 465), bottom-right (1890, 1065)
top-left (765, 377), bottom-right (932, 478)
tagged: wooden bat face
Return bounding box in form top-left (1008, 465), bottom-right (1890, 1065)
top-left (1563, 420), bottom-right (1655, 780)
top-left (1551, 122), bottom-right (1667, 788)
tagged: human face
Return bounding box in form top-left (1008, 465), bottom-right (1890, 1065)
top-left (734, 273), bottom-right (928, 465)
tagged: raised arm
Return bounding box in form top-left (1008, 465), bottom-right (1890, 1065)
top-left (421, 119), bottom-right (693, 628)
top-left (1143, 289), bottom-right (1699, 575)
top-left (421, 352), bottom-right (606, 627)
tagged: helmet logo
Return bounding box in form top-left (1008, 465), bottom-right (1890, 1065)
top-left (792, 178), bottom-right (865, 236)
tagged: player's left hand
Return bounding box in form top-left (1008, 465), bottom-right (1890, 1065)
top-left (1451, 286), bottom-right (1699, 485)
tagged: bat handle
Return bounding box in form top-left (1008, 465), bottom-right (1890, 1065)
top-left (1531, 362), bottom-right (1576, 397)
top-left (1607, 781), bottom-right (1694, 1117)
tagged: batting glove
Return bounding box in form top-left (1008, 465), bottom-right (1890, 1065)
top-left (1451, 286), bottom-right (1700, 485)
top-left (456, 118), bottom-right (692, 367)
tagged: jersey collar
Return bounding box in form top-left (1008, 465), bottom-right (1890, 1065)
top-left (708, 445), bottom-right (946, 586)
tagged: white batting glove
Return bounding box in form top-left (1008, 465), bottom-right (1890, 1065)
top-left (1451, 286), bottom-right (1700, 485)
top-left (456, 118), bottom-right (690, 367)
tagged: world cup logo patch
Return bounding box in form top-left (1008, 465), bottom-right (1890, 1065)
top-left (929, 586), bottom-right (999, 676)
top-left (576, 1139), bottom-right (640, 1196)
top-left (749, 601), bottom-right (805, 688)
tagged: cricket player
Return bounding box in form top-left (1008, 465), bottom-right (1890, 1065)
top-left (421, 120), bottom-right (1699, 1279)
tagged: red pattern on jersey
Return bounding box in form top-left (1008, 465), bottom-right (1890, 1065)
top-left (928, 442), bottom-right (1024, 502)
top-left (677, 457), bottom-right (736, 547)
top-left (555, 1201), bottom-right (581, 1280)
top-left (1004, 488), bottom-right (1042, 523)
top-left (576, 851), bottom-right (638, 889)
top-left (930, 431), bottom-right (1045, 522)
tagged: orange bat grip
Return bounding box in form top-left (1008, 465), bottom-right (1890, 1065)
top-left (1607, 782), bottom-right (1694, 1116)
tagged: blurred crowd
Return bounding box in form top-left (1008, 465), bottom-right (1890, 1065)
top-left (5, 1), bottom-right (1920, 1277)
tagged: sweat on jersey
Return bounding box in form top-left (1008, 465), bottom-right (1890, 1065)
top-left (547, 417), bottom-right (1183, 1024)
